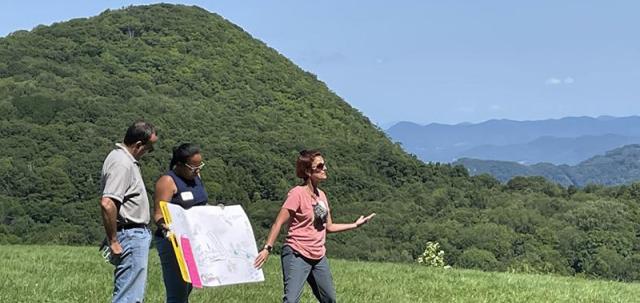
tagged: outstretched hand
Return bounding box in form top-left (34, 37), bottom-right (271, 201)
top-left (355, 213), bottom-right (376, 227)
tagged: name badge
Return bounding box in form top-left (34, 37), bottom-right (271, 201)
top-left (180, 191), bottom-right (194, 201)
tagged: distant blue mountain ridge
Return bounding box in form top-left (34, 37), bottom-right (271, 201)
top-left (454, 144), bottom-right (640, 187)
top-left (385, 115), bottom-right (640, 164)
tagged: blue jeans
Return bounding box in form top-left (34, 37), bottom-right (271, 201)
top-left (281, 245), bottom-right (336, 303)
top-left (156, 235), bottom-right (193, 303)
top-left (111, 227), bottom-right (151, 303)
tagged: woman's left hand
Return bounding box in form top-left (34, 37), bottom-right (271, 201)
top-left (355, 213), bottom-right (376, 227)
top-left (254, 249), bottom-right (270, 268)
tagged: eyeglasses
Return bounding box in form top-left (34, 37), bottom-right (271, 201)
top-left (139, 140), bottom-right (155, 153)
top-left (185, 162), bottom-right (205, 172)
top-left (145, 143), bottom-right (155, 153)
top-left (312, 162), bottom-right (327, 172)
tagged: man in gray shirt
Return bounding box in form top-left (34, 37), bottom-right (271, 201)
top-left (100, 120), bottom-right (158, 303)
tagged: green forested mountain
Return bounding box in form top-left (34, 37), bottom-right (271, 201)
top-left (456, 144), bottom-right (640, 186)
top-left (2, 4), bottom-right (640, 282)
top-left (0, 3), bottom-right (431, 251)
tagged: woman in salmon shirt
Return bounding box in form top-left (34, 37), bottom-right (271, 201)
top-left (254, 149), bottom-right (376, 303)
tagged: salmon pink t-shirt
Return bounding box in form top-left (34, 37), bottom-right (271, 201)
top-left (283, 186), bottom-right (330, 260)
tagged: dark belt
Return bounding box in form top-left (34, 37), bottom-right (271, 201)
top-left (117, 223), bottom-right (148, 231)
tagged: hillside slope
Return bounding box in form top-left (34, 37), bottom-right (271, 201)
top-left (0, 3), bottom-right (437, 250)
top-left (3, 4), bottom-right (640, 282)
top-left (3, 245), bottom-right (640, 303)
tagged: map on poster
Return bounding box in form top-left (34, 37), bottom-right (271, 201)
top-left (160, 202), bottom-right (265, 288)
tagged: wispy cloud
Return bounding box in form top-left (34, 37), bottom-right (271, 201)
top-left (489, 104), bottom-right (502, 111)
top-left (457, 106), bottom-right (475, 113)
top-left (375, 56), bottom-right (391, 64)
top-left (546, 78), bottom-right (562, 85)
top-left (545, 76), bottom-right (575, 85)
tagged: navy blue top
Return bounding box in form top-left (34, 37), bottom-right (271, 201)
top-left (167, 170), bottom-right (208, 209)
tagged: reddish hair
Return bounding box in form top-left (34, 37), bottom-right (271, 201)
top-left (296, 149), bottom-right (323, 181)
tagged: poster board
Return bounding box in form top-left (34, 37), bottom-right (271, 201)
top-left (160, 202), bottom-right (265, 287)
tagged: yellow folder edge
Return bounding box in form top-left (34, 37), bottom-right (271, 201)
top-left (159, 201), bottom-right (191, 283)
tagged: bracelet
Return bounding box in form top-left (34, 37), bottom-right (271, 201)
top-left (263, 244), bottom-right (273, 252)
top-left (155, 217), bottom-right (166, 227)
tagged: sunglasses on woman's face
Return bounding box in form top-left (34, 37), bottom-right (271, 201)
top-left (312, 162), bottom-right (327, 172)
top-left (185, 162), bottom-right (205, 172)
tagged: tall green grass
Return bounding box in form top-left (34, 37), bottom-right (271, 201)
top-left (0, 245), bottom-right (638, 302)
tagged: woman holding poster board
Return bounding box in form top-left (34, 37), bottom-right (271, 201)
top-left (254, 149), bottom-right (376, 303)
top-left (153, 143), bottom-right (208, 303)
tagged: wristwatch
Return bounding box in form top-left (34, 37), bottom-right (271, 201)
top-left (263, 244), bottom-right (273, 252)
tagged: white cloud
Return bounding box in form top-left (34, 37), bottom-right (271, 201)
top-left (489, 104), bottom-right (502, 111)
top-left (545, 77), bottom-right (562, 85)
top-left (545, 76), bottom-right (575, 85)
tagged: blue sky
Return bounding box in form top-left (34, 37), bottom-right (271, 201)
top-left (2, 1), bottom-right (639, 126)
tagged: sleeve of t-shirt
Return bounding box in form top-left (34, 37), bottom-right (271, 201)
top-left (101, 160), bottom-right (129, 204)
top-left (282, 188), bottom-right (301, 211)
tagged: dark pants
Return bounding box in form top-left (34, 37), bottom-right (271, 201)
top-left (155, 235), bottom-right (193, 303)
top-left (281, 245), bottom-right (337, 303)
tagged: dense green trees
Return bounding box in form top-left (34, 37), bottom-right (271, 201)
top-left (1, 4), bottom-right (640, 282)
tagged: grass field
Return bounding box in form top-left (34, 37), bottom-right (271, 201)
top-left (1, 245), bottom-right (639, 302)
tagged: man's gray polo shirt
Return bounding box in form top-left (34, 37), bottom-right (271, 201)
top-left (100, 143), bottom-right (150, 225)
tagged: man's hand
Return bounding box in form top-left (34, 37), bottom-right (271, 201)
top-left (110, 240), bottom-right (123, 256)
